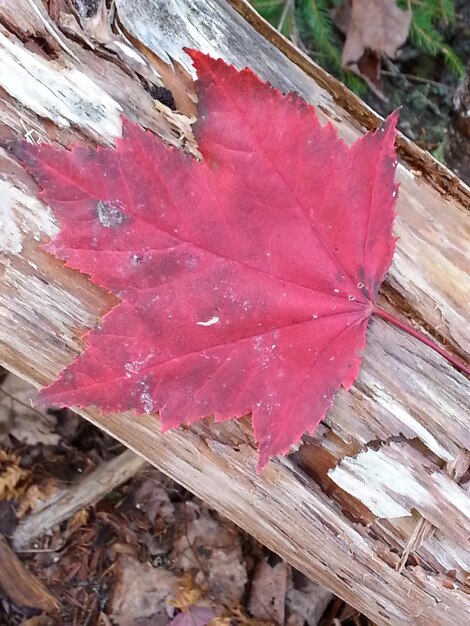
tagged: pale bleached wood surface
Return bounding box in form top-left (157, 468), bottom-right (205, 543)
top-left (0, 1), bottom-right (469, 624)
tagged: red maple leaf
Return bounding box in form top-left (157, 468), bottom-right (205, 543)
top-left (14, 51), bottom-right (399, 469)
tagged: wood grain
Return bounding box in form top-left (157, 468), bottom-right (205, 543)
top-left (0, 535), bottom-right (59, 612)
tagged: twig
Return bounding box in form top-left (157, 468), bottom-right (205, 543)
top-left (397, 449), bottom-right (470, 572)
top-left (277, 0), bottom-right (294, 32)
top-left (397, 518), bottom-right (434, 573)
top-left (381, 70), bottom-right (452, 90)
top-left (13, 449), bottom-right (147, 549)
top-left (0, 534), bottom-right (59, 612)
top-left (0, 386), bottom-right (52, 421)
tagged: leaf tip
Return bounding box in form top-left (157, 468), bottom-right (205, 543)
top-left (382, 109), bottom-right (400, 136)
top-left (8, 138), bottom-right (39, 168)
top-left (184, 48), bottom-right (240, 84)
top-left (119, 116), bottom-right (144, 143)
top-left (35, 386), bottom-right (59, 411)
top-left (183, 48), bottom-right (214, 74)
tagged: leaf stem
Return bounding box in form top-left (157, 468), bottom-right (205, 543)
top-left (372, 305), bottom-right (470, 377)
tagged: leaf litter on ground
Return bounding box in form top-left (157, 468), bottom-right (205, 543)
top-left (0, 376), bottom-right (364, 625)
top-left (0, 374), bottom-right (59, 447)
top-left (334, 0), bottom-right (412, 98)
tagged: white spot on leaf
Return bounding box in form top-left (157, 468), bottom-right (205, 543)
top-left (141, 391), bottom-right (154, 413)
top-left (96, 200), bottom-right (125, 228)
top-left (197, 315), bottom-right (220, 326)
top-left (139, 380), bottom-right (154, 414)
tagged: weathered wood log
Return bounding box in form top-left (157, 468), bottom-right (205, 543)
top-left (0, 1), bottom-right (469, 624)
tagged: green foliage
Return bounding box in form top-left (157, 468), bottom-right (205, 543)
top-left (295, 0), bottom-right (341, 71)
top-left (252, 0), bottom-right (464, 89)
top-left (252, 0), bottom-right (366, 91)
top-left (402, 0), bottom-right (465, 77)
top-left (252, 0), bottom-right (286, 33)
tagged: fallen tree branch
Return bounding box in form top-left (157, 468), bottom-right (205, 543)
top-left (13, 449), bottom-right (147, 549)
top-left (0, 534), bottom-right (59, 612)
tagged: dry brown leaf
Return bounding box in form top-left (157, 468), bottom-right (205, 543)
top-left (223, 606), bottom-right (272, 626)
top-left (17, 482), bottom-right (56, 518)
top-left (247, 558), bottom-right (289, 624)
top-left (207, 618), bottom-right (232, 626)
top-left (110, 553), bottom-right (178, 626)
top-left (286, 575), bottom-right (333, 626)
top-left (132, 473), bottom-right (175, 524)
top-left (65, 507), bottom-right (90, 535)
top-left (20, 617), bottom-right (55, 626)
top-left (337, 0), bottom-right (411, 97)
top-left (0, 449), bottom-right (56, 516)
top-left (0, 449), bottom-right (30, 500)
top-left (173, 503), bottom-right (247, 608)
top-left (0, 374), bottom-right (60, 447)
top-left (171, 572), bottom-right (205, 612)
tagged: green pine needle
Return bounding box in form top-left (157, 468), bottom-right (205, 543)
top-left (252, 0), bottom-right (465, 89)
